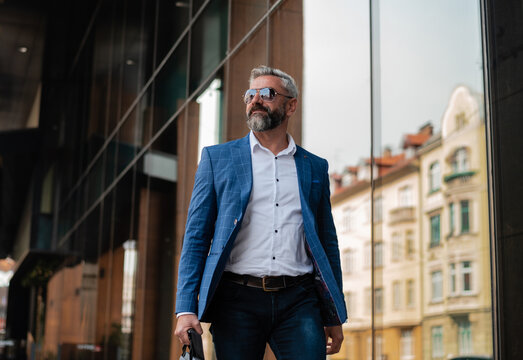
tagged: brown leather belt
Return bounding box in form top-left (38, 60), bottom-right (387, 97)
top-left (222, 271), bottom-right (313, 292)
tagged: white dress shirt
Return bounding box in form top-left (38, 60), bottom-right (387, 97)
top-left (224, 131), bottom-right (313, 276)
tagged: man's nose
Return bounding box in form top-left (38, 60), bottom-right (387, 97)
top-left (251, 90), bottom-right (263, 104)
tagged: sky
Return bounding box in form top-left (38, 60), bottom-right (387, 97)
top-left (302, 0), bottom-right (484, 173)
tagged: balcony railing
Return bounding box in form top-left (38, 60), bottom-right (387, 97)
top-left (389, 206), bottom-right (415, 224)
top-left (443, 170), bottom-right (476, 184)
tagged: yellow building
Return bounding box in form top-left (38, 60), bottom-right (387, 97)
top-left (331, 126), bottom-right (431, 360)
top-left (418, 86), bottom-right (492, 360)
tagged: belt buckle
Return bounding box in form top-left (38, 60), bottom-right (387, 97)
top-left (262, 276), bottom-right (279, 292)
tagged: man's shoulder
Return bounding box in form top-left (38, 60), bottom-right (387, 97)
top-left (204, 134), bottom-right (249, 153)
top-left (296, 145), bottom-right (328, 165)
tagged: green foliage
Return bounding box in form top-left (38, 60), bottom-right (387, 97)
top-left (21, 258), bottom-right (62, 288)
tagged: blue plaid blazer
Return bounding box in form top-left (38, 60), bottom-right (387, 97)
top-left (175, 134), bottom-right (347, 326)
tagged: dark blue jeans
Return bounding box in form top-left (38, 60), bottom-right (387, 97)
top-left (209, 277), bottom-right (326, 360)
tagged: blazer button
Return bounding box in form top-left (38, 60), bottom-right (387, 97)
top-left (234, 219), bottom-right (238, 226)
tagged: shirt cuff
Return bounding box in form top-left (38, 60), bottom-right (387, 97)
top-left (176, 312), bottom-right (196, 318)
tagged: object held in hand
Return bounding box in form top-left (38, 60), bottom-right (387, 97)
top-left (180, 328), bottom-right (205, 360)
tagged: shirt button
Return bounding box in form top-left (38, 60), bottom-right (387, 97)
top-left (275, 157), bottom-right (278, 160)
top-left (276, 203), bottom-right (279, 207)
top-left (272, 257), bottom-right (276, 260)
top-left (234, 219), bottom-right (238, 225)
top-left (275, 230), bottom-right (278, 233)
top-left (276, 178), bottom-right (279, 182)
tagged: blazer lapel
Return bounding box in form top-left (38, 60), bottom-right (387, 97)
top-left (231, 135), bottom-right (253, 214)
top-left (294, 146), bottom-right (312, 204)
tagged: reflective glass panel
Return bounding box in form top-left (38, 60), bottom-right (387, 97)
top-left (156, 0), bottom-right (190, 67)
top-left (302, 1), bottom-right (372, 358)
top-left (189, 0), bottom-right (228, 93)
top-left (372, 1), bottom-right (492, 359)
top-left (153, 36), bottom-right (188, 134)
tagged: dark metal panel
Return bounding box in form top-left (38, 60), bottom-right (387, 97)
top-left (483, 0), bottom-right (523, 358)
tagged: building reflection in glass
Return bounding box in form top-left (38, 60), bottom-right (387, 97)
top-left (330, 87), bottom-right (491, 360)
top-left (120, 239), bottom-right (138, 359)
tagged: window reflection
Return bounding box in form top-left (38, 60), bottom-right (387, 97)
top-left (197, 78), bottom-right (222, 162)
top-left (313, 0), bottom-right (492, 357)
top-left (120, 239), bottom-right (137, 360)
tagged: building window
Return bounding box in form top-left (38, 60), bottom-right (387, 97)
top-left (400, 329), bottom-right (414, 360)
top-left (452, 147), bottom-right (469, 173)
top-left (364, 243), bottom-right (371, 268)
top-left (393, 281), bottom-right (402, 310)
top-left (365, 288), bottom-right (372, 315)
top-left (430, 214), bottom-right (441, 247)
top-left (197, 78), bottom-right (222, 162)
top-left (455, 111), bottom-right (468, 130)
top-left (342, 207), bottom-right (353, 232)
top-left (374, 242), bottom-right (384, 268)
top-left (450, 263), bottom-right (457, 295)
top-left (392, 232), bottom-right (402, 261)
top-left (461, 200), bottom-right (470, 233)
top-left (398, 185), bottom-right (413, 207)
top-left (375, 335), bottom-right (383, 360)
top-left (429, 162), bottom-right (441, 191)
top-left (345, 292), bottom-right (355, 317)
top-left (458, 320), bottom-right (473, 355)
top-left (374, 196), bottom-right (383, 223)
top-left (375, 288), bottom-right (384, 314)
top-left (461, 261), bottom-right (473, 293)
top-left (431, 326), bottom-right (444, 358)
top-left (343, 249), bottom-right (354, 274)
top-left (431, 270), bottom-right (443, 302)
top-left (364, 202), bottom-right (371, 223)
top-left (406, 230), bottom-right (415, 256)
top-left (407, 279), bottom-right (415, 308)
top-left (449, 202), bottom-right (455, 235)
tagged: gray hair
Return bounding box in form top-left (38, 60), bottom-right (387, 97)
top-left (249, 65), bottom-right (299, 98)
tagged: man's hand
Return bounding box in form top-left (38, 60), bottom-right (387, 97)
top-left (324, 325), bottom-right (344, 355)
top-left (174, 314), bottom-right (203, 345)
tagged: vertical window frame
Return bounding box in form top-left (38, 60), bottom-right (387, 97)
top-left (431, 270), bottom-right (443, 302)
top-left (460, 200), bottom-right (470, 234)
top-left (430, 214), bottom-right (441, 247)
top-left (461, 261), bottom-right (473, 294)
top-left (431, 326), bottom-right (444, 358)
top-left (429, 161), bottom-right (441, 192)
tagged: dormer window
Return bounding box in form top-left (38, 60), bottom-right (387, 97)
top-left (452, 148), bottom-right (469, 173)
top-left (455, 112), bottom-right (468, 130)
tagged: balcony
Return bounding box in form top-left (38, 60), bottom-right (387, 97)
top-left (443, 170), bottom-right (476, 184)
top-left (389, 206), bottom-right (415, 224)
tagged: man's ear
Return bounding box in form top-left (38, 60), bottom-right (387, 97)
top-left (286, 98), bottom-right (298, 117)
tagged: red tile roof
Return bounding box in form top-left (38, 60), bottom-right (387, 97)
top-left (403, 133), bottom-right (432, 148)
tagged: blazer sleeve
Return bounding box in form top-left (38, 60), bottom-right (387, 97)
top-left (175, 147), bottom-right (218, 314)
top-left (317, 159), bottom-right (343, 291)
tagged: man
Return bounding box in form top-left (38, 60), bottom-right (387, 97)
top-left (174, 66), bottom-right (347, 359)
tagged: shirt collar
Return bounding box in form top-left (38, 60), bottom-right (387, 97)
top-left (249, 131), bottom-right (297, 156)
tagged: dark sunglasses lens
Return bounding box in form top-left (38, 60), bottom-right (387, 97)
top-left (259, 88), bottom-right (275, 101)
top-left (244, 89), bottom-right (257, 103)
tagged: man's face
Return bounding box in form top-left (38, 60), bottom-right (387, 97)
top-left (245, 75), bottom-right (290, 132)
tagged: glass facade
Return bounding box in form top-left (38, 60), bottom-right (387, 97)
top-left (326, 0), bottom-right (493, 359)
top-left (1, 0), bottom-right (503, 359)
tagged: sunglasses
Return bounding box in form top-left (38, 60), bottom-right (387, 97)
top-left (243, 87), bottom-right (293, 104)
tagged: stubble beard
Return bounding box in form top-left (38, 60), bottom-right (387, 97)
top-left (246, 105), bottom-right (285, 132)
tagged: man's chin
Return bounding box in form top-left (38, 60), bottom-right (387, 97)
top-left (248, 124), bottom-right (269, 132)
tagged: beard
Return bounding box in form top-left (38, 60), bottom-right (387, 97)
top-left (246, 104), bottom-right (286, 132)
